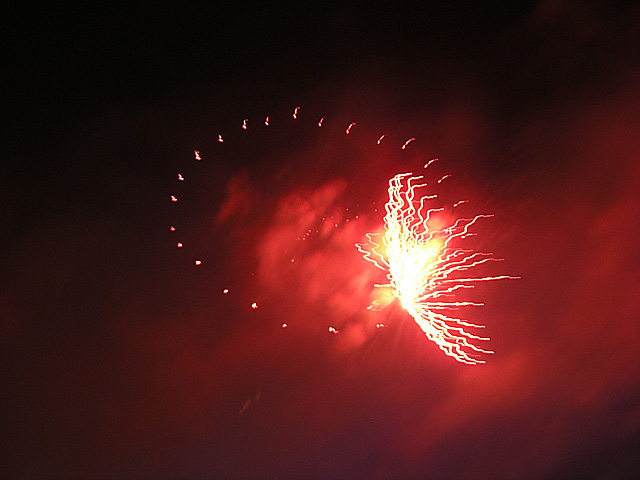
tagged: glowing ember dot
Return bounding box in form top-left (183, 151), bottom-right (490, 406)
top-left (218, 134), bottom-right (224, 143)
top-left (357, 172), bottom-right (518, 365)
top-left (318, 117), bottom-right (324, 127)
top-left (264, 116), bottom-right (269, 126)
top-left (177, 242), bottom-right (183, 248)
top-left (242, 118), bottom-right (248, 130)
top-left (177, 173), bottom-right (184, 181)
top-left (194, 260), bottom-right (201, 266)
top-left (293, 106), bottom-right (300, 119)
top-left (194, 150), bottom-right (201, 161)
top-left (376, 323), bottom-right (385, 328)
top-left (222, 288), bottom-right (229, 294)
top-left (251, 302), bottom-right (258, 309)
top-left (328, 326), bottom-right (339, 334)
top-left (170, 226), bottom-right (175, 231)
top-left (346, 122), bottom-right (356, 134)
top-left (281, 323), bottom-right (288, 328)
top-left (170, 195), bottom-right (178, 202)
top-left (402, 137), bottom-right (415, 150)
top-left (377, 134), bottom-right (386, 144)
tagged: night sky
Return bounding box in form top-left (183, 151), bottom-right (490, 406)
top-left (2, 2), bottom-right (639, 479)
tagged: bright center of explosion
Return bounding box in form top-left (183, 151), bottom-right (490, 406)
top-left (357, 172), bottom-right (517, 365)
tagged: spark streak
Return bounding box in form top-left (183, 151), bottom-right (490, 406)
top-left (346, 122), bottom-right (356, 134)
top-left (357, 172), bottom-right (518, 364)
top-left (402, 137), bottom-right (415, 150)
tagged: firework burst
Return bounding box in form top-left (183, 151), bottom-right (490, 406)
top-left (357, 170), bottom-right (518, 364)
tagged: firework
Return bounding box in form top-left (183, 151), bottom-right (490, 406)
top-left (169, 104), bottom-right (515, 356)
top-left (357, 171), bottom-right (517, 364)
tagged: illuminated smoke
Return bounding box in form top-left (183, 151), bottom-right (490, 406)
top-left (170, 104), bottom-right (517, 359)
top-left (357, 172), bottom-right (518, 364)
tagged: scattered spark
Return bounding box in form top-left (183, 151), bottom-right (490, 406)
top-left (194, 150), bottom-right (201, 161)
top-left (242, 118), bottom-right (248, 130)
top-left (251, 302), bottom-right (258, 309)
top-left (318, 117), bottom-right (324, 127)
top-left (170, 195), bottom-right (178, 202)
top-left (238, 392), bottom-right (261, 416)
top-left (437, 174), bottom-right (452, 184)
top-left (218, 134), bottom-right (224, 143)
top-left (346, 122), bottom-right (356, 135)
top-left (453, 200), bottom-right (468, 208)
top-left (328, 326), bottom-right (339, 334)
top-left (281, 323), bottom-right (288, 328)
top-left (376, 323), bottom-right (385, 328)
top-left (424, 158), bottom-right (439, 169)
top-left (293, 106), bottom-right (300, 119)
top-left (170, 226), bottom-right (175, 231)
top-left (402, 137), bottom-right (416, 150)
top-left (357, 172), bottom-right (518, 365)
top-left (194, 259), bottom-right (202, 266)
top-left (222, 288), bottom-right (229, 294)
top-left (264, 116), bottom-right (269, 126)
top-left (377, 134), bottom-right (386, 144)
top-left (177, 242), bottom-right (183, 248)
top-left (177, 173), bottom-right (184, 181)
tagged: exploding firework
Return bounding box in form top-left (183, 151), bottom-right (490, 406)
top-left (168, 104), bottom-right (516, 357)
top-left (357, 168), bottom-right (518, 364)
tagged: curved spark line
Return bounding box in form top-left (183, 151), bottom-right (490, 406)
top-left (346, 122), bottom-right (356, 134)
top-left (357, 172), bottom-right (518, 365)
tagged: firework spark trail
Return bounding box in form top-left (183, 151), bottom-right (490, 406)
top-left (357, 172), bottom-right (518, 364)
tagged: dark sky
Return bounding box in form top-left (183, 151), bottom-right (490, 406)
top-left (2, 2), bottom-right (639, 479)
